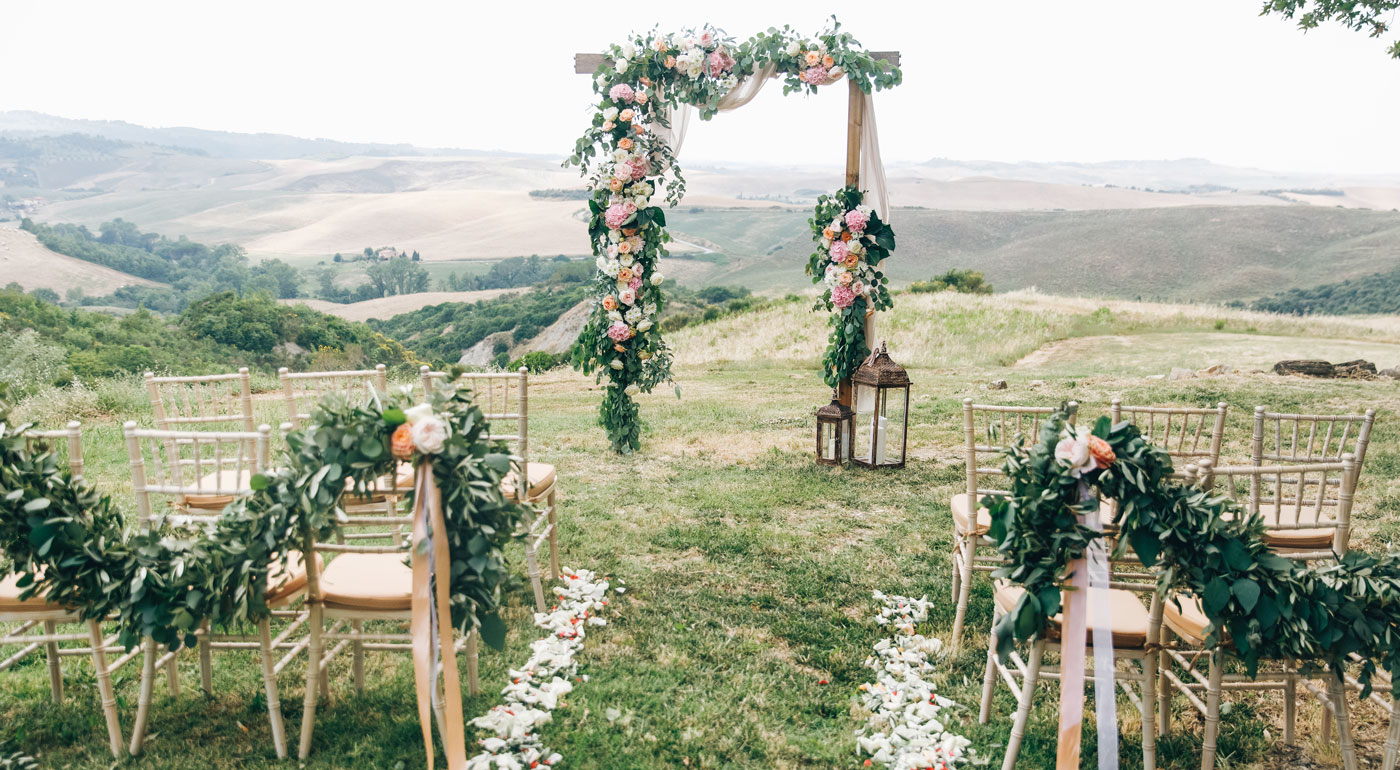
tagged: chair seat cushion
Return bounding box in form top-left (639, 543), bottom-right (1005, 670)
top-left (184, 468), bottom-right (254, 510)
top-left (1257, 503), bottom-right (1335, 550)
top-left (0, 571), bottom-right (64, 611)
top-left (502, 463), bottom-right (557, 502)
top-left (319, 553), bottom-right (412, 611)
top-left (266, 551), bottom-right (320, 604)
top-left (951, 493), bottom-right (992, 535)
top-left (994, 582), bottom-right (1152, 649)
top-left (1162, 593), bottom-right (1222, 645)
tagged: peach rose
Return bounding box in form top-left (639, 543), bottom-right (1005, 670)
top-left (390, 423), bottom-right (414, 461)
top-left (618, 137), bottom-right (634, 150)
top-left (622, 228), bottom-right (639, 236)
top-left (620, 108), bottom-right (634, 122)
top-left (617, 241), bottom-right (632, 254)
top-left (822, 228), bottom-right (835, 240)
top-left (613, 343), bottom-right (627, 353)
top-left (665, 55), bottom-right (676, 68)
top-left (839, 272), bottom-right (853, 285)
top-left (1089, 436), bottom-right (1116, 469)
top-left (636, 92), bottom-right (648, 104)
top-left (840, 231), bottom-right (852, 242)
top-left (602, 120), bottom-right (615, 131)
top-left (617, 266), bottom-right (633, 283)
top-left (843, 253), bottom-right (859, 269)
top-left (640, 75), bottom-right (653, 85)
top-left (609, 178), bottom-right (624, 192)
top-left (804, 51), bottom-right (821, 67)
top-left (602, 296), bottom-right (618, 311)
top-left (823, 54), bottom-right (834, 68)
top-left (634, 123), bottom-right (645, 135)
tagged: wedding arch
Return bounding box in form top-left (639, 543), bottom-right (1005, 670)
top-left (566, 20), bottom-right (902, 453)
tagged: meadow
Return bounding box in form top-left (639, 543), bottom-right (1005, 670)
top-left (5, 291), bottom-right (1400, 769)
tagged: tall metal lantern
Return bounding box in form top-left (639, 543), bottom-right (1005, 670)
top-left (815, 388), bottom-right (854, 466)
top-left (851, 342), bottom-right (911, 469)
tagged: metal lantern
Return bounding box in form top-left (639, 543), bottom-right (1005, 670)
top-left (851, 342), bottom-right (911, 469)
top-left (815, 388), bottom-right (854, 466)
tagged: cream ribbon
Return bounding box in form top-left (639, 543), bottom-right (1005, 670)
top-left (411, 465), bottom-right (467, 770)
top-left (1057, 481), bottom-right (1118, 769)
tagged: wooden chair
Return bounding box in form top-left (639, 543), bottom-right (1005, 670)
top-left (1, 422), bottom-right (124, 757)
top-left (1111, 400), bottom-right (1228, 482)
top-left (950, 400), bottom-right (1077, 654)
top-left (421, 365), bottom-right (558, 611)
top-left (978, 557), bottom-right (1165, 770)
top-left (123, 422), bottom-right (311, 759)
top-left (145, 368), bottom-right (255, 432)
top-left (279, 365), bottom-right (388, 430)
top-left (1158, 457), bottom-right (1360, 770)
top-left (293, 474), bottom-right (478, 760)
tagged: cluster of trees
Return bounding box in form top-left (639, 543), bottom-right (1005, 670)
top-left (439, 255), bottom-right (590, 292)
top-left (312, 256), bottom-right (431, 303)
top-left (369, 287), bottom-right (586, 364)
top-left (528, 189), bottom-right (592, 200)
top-left (909, 269), bottom-right (994, 295)
top-left (1250, 266), bottom-right (1400, 315)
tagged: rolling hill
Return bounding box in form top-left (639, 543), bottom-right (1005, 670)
top-left (0, 225), bottom-right (161, 295)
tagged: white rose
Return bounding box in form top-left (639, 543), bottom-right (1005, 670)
top-left (611, 149), bottom-right (629, 163)
top-left (606, 309), bottom-right (623, 322)
top-left (828, 65), bottom-right (843, 78)
top-left (616, 58), bottom-right (629, 74)
top-left (649, 273), bottom-right (664, 285)
top-left (637, 319), bottom-right (653, 332)
top-left (410, 416), bottom-right (448, 455)
top-left (621, 42), bottom-right (637, 59)
top-left (610, 360), bottom-right (624, 370)
top-left (595, 255), bottom-right (609, 271)
top-left (608, 229), bottom-right (621, 243)
top-left (404, 403), bottom-right (434, 425)
top-left (624, 383), bottom-right (640, 396)
top-left (619, 253), bottom-right (634, 267)
top-left (687, 62), bottom-right (703, 78)
top-left (785, 40), bottom-right (801, 56)
top-left (602, 106), bottom-right (619, 121)
top-left (632, 195), bottom-right (649, 208)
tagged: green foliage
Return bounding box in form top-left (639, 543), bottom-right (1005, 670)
top-left (909, 269), bottom-right (993, 295)
top-left (1261, 0), bottom-right (1400, 58)
top-left (182, 292), bottom-right (415, 365)
top-left (370, 287), bottom-right (585, 364)
top-left (986, 409), bottom-right (1400, 696)
top-left (529, 188), bottom-right (593, 200)
top-left (364, 256), bottom-right (430, 298)
top-left (507, 351), bottom-right (567, 373)
top-left (441, 255), bottom-right (587, 292)
top-left (1252, 264), bottom-right (1400, 315)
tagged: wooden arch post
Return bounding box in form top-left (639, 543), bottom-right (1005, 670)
top-left (573, 50), bottom-right (900, 407)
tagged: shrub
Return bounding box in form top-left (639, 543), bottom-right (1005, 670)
top-left (909, 269), bottom-right (993, 295)
top-left (507, 351), bottom-right (566, 373)
top-left (0, 329), bottom-right (67, 395)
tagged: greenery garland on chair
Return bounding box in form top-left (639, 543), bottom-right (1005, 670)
top-left (567, 18), bottom-right (902, 453)
top-left (0, 378), bottom-right (525, 654)
top-left (985, 408), bottom-right (1400, 696)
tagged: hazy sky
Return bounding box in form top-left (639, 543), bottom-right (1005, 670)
top-left (4, 0), bottom-right (1399, 174)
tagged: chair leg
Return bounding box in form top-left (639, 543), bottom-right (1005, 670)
top-left (1331, 673), bottom-right (1358, 770)
top-left (951, 532), bottom-right (964, 603)
top-left (1201, 649), bottom-right (1225, 770)
top-left (1284, 664), bottom-right (1296, 746)
top-left (1142, 654), bottom-right (1158, 770)
top-left (258, 619), bottom-right (287, 760)
top-left (1002, 638), bottom-right (1045, 770)
top-left (298, 604), bottom-right (323, 760)
top-left (979, 625), bottom-right (999, 724)
top-left (351, 620), bottom-right (365, 693)
top-left (1382, 696), bottom-right (1400, 770)
top-left (165, 646), bottom-right (180, 697)
top-left (466, 630), bottom-right (480, 697)
top-left (42, 620), bottom-right (63, 704)
top-left (525, 536), bottom-right (547, 613)
top-left (129, 639), bottom-right (158, 756)
top-left (1157, 625), bottom-right (1171, 738)
top-left (199, 618), bottom-right (213, 695)
top-left (950, 534), bottom-right (976, 656)
top-left (547, 489), bottom-right (560, 581)
top-left (87, 620), bottom-right (123, 759)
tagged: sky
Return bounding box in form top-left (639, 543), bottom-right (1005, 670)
top-left (3, 0), bottom-right (1399, 174)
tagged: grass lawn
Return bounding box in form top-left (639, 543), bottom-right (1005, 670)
top-left (6, 293), bottom-right (1400, 769)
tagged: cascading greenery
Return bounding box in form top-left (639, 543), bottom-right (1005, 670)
top-left (567, 18), bottom-right (901, 453)
top-left (0, 377), bottom-right (525, 653)
top-left (985, 408), bottom-right (1400, 695)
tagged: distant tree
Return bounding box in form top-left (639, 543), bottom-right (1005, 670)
top-left (363, 247), bottom-right (374, 259)
top-left (250, 258), bottom-right (301, 298)
top-left (1261, 0), bottom-right (1400, 58)
top-left (29, 287), bottom-right (60, 305)
top-left (333, 253), bottom-right (343, 263)
top-left (65, 287), bottom-right (85, 304)
top-left (909, 269), bottom-right (994, 295)
top-left (411, 250), bottom-right (421, 261)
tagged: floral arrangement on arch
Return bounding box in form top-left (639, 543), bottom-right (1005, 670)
top-left (568, 18), bottom-right (902, 454)
top-left (807, 185), bottom-right (896, 387)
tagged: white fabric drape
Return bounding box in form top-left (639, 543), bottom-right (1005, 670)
top-left (656, 65), bottom-right (890, 221)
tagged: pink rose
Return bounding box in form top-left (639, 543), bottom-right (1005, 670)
top-left (628, 274), bottom-right (643, 291)
top-left (800, 66), bottom-right (829, 85)
top-left (852, 281), bottom-right (866, 295)
top-left (1055, 434), bottom-right (1098, 478)
top-left (606, 321), bottom-right (631, 342)
top-left (700, 31), bottom-right (715, 47)
top-left (625, 158), bottom-right (648, 181)
top-left (618, 287), bottom-right (637, 305)
top-left (604, 201), bottom-right (637, 230)
top-left (706, 48), bottom-right (735, 77)
top-left (845, 209), bottom-right (870, 232)
top-left (608, 83), bottom-right (635, 103)
top-left (828, 240), bottom-right (850, 262)
top-left (831, 284), bottom-right (855, 309)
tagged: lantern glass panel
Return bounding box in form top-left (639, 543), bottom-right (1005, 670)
top-left (852, 381), bottom-right (877, 465)
top-left (818, 420), bottom-right (837, 462)
top-left (878, 385), bottom-right (909, 467)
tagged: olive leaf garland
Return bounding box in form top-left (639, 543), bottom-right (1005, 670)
top-left (0, 378), bottom-right (526, 653)
top-left (806, 186), bottom-right (896, 387)
top-left (985, 408), bottom-right (1400, 697)
top-left (567, 18), bottom-right (902, 453)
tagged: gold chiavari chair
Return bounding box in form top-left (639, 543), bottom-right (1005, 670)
top-left (950, 400), bottom-right (1077, 654)
top-left (1, 422), bottom-right (124, 757)
top-left (279, 365), bottom-right (388, 430)
top-left (421, 365), bottom-right (558, 612)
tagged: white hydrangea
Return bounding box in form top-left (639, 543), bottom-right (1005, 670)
top-left (616, 58), bottom-right (629, 74)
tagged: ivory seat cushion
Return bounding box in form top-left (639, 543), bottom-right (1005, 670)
top-left (994, 582), bottom-right (1152, 649)
top-left (265, 551), bottom-right (321, 604)
top-left (319, 553), bottom-right (412, 611)
top-left (501, 463), bottom-right (557, 502)
top-left (184, 468), bottom-right (255, 510)
top-left (0, 571), bottom-right (64, 611)
top-left (1162, 593), bottom-right (1223, 645)
top-left (1257, 503), bottom-right (1336, 550)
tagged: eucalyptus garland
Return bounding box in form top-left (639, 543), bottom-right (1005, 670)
top-left (985, 408), bottom-right (1400, 696)
top-left (0, 377), bottom-right (525, 653)
top-left (568, 17), bottom-right (902, 453)
top-left (806, 185), bottom-right (896, 386)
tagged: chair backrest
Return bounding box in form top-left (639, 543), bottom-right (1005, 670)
top-left (1253, 407), bottom-right (1375, 471)
top-left (421, 365), bottom-right (529, 476)
top-left (145, 369), bottom-right (255, 433)
top-left (123, 421), bottom-right (271, 530)
top-left (1199, 456), bottom-right (1357, 557)
top-left (279, 365), bottom-right (388, 429)
top-left (963, 400), bottom-right (1078, 504)
top-left (1111, 400), bottom-right (1228, 480)
top-left (22, 421), bottom-right (84, 478)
